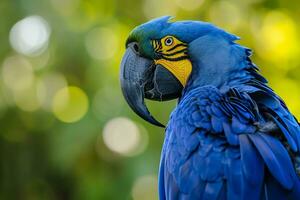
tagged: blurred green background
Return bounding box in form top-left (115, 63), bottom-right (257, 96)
top-left (1, 0), bottom-right (300, 199)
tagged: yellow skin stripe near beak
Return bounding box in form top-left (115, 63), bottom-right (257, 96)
top-left (155, 58), bottom-right (192, 86)
top-left (152, 35), bottom-right (193, 86)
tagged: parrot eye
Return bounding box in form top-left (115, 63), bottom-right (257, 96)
top-left (132, 43), bottom-right (140, 54)
top-left (165, 37), bottom-right (173, 46)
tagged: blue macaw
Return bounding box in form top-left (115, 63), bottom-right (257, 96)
top-left (120, 16), bottom-right (300, 200)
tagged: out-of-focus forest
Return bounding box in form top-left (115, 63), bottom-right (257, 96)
top-left (1, 0), bottom-right (300, 199)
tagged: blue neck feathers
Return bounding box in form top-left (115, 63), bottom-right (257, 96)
top-left (183, 33), bottom-right (267, 95)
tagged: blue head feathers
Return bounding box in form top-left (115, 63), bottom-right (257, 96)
top-left (127, 16), bottom-right (239, 58)
top-left (122, 17), bottom-right (300, 200)
top-left (127, 16), bottom-right (262, 91)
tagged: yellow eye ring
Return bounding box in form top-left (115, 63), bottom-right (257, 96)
top-left (164, 37), bottom-right (173, 46)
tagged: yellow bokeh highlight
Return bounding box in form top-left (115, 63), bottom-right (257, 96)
top-left (37, 73), bottom-right (67, 111)
top-left (254, 11), bottom-right (300, 68)
top-left (14, 83), bottom-right (41, 112)
top-left (175, 0), bottom-right (204, 11)
top-left (102, 117), bottom-right (148, 157)
top-left (143, 0), bottom-right (178, 20)
top-left (132, 175), bottom-right (158, 200)
top-left (209, 1), bottom-right (243, 32)
top-left (52, 86), bottom-right (89, 123)
top-left (1, 56), bottom-right (41, 112)
top-left (2, 56), bottom-right (34, 91)
top-left (270, 77), bottom-right (300, 119)
top-left (50, 0), bottom-right (80, 17)
top-left (85, 27), bottom-right (119, 60)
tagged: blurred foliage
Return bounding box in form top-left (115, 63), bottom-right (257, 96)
top-left (1, 0), bottom-right (300, 199)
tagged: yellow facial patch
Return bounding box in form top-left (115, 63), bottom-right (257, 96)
top-left (152, 36), bottom-right (192, 86)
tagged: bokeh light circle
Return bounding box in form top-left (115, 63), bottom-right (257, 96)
top-left (270, 78), bottom-right (300, 118)
top-left (85, 27), bottom-right (119, 60)
top-left (102, 117), bottom-right (148, 156)
top-left (253, 11), bottom-right (299, 66)
top-left (2, 56), bottom-right (34, 91)
top-left (209, 1), bottom-right (242, 32)
top-left (9, 15), bottom-right (51, 56)
top-left (143, 0), bottom-right (178, 20)
top-left (14, 83), bottom-right (41, 112)
top-left (52, 86), bottom-right (89, 123)
top-left (37, 73), bottom-right (67, 111)
top-left (175, 0), bottom-right (204, 11)
top-left (50, 0), bottom-right (80, 16)
top-left (132, 175), bottom-right (158, 200)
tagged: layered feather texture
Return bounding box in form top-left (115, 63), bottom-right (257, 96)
top-left (144, 17), bottom-right (300, 200)
top-left (159, 85), bottom-right (300, 200)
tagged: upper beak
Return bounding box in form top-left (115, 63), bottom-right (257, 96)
top-left (120, 43), bottom-right (183, 127)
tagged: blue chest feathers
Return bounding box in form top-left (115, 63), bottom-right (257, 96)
top-left (159, 85), bottom-right (300, 200)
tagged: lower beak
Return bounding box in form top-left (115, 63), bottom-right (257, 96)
top-left (120, 45), bottom-right (182, 127)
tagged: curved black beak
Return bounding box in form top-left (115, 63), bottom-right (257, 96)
top-left (120, 43), bottom-right (182, 127)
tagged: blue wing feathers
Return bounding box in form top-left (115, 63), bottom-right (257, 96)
top-left (268, 114), bottom-right (298, 152)
top-left (223, 122), bottom-right (239, 145)
top-left (264, 174), bottom-right (288, 200)
top-left (246, 83), bottom-right (300, 151)
top-left (159, 153), bottom-right (166, 200)
top-left (239, 134), bottom-right (264, 186)
top-left (202, 181), bottom-right (224, 200)
top-left (160, 85), bottom-right (300, 199)
top-left (211, 116), bottom-right (223, 133)
top-left (248, 133), bottom-right (295, 189)
top-left (239, 134), bottom-right (265, 200)
top-left (259, 134), bottom-right (297, 180)
top-left (178, 159), bottom-right (198, 193)
top-left (224, 149), bottom-right (242, 200)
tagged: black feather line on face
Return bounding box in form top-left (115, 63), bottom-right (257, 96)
top-left (162, 49), bottom-right (187, 57)
top-left (155, 40), bottom-right (159, 51)
top-left (152, 40), bottom-right (156, 51)
top-left (152, 38), bottom-right (188, 61)
top-left (154, 40), bottom-right (162, 51)
top-left (161, 55), bottom-right (189, 61)
top-left (158, 40), bottom-right (162, 50)
top-left (153, 40), bottom-right (157, 51)
top-left (166, 43), bottom-right (187, 52)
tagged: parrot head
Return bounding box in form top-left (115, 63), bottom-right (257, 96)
top-left (120, 16), bottom-right (239, 127)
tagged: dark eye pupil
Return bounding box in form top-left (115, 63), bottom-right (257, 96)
top-left (165, 38), bottom-right (173, 45)
top-left (133, 43), bottom-right (139, 52)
